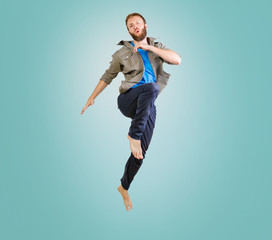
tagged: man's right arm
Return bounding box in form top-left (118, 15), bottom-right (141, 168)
top-left (100, 51), bottom-right (121, 84)
top-left (81, 80), bottom-right (108, 115)
top-left (81, 52), bottom-right (121, 115)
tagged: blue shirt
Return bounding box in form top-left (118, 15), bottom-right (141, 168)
top-left (130, 42), bottom-right (156, 89)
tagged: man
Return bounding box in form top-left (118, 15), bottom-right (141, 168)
top-left (81, 13), bottom-right (181, 211)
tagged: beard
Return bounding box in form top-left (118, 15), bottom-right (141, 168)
top-left (129, 26), bottom-right (147, 41)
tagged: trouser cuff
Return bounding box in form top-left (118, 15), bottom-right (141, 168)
top-left (121, 179), bottom-right (129, 190)
top-left (128, 131), bottom-right (141, 140)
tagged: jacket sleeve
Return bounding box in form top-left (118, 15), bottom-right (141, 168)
top-left (100, 52), bottom-right (121, 84)
top-left (157, 42), bottom-right (175, 65)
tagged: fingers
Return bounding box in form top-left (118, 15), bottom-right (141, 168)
top-left (81, 104), bottom-right (89, 114)
top-left (81, 99), bottom-right (95, 114)
top-left (89, 99), bottom-right (95, 106)
top-left (81, 106), bottom-right (86, 115)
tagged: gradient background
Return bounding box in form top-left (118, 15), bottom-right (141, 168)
top-left (1, 0), bottom-right (271, 239)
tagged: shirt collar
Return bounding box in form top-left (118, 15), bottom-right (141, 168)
top-left (117, 37), bottom-right (157, 49)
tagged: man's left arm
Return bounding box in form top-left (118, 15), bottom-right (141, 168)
top-left (149, 45), bottom-right (181, 65)
top-left (133, 42), bottom-right (182, 65)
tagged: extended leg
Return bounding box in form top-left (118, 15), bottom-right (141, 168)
top-left (117, 83), bottom-right (159, 211)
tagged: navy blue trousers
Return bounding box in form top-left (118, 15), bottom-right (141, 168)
top-left (117, 82), bottom-right (160, 190)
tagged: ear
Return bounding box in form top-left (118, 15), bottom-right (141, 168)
top-left (145, 24), bottom-right (148, 29)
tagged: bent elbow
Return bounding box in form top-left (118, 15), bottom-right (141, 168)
top-left (175, 56), bottom-right (182, 65)
top-left (178, 55), bottom-right (182, 64)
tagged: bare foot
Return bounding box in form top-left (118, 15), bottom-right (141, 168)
top-left (118, 185), bottom-right (133, 211)
top-left (128, 135), bottom-right (143, 159)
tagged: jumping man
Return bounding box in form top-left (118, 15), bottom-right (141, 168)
top-left (81, 13), bottom-right (181, 211)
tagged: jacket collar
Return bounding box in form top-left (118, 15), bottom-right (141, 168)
top-left (117, 37), bottom-right (157, 49)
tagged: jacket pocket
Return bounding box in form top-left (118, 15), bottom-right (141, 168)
top-left (119, 51), bottom-right (134, 68)
top-left (157, 74), bottom-right (169, 85)
top-left (157, 74), bottom-right (169, 94)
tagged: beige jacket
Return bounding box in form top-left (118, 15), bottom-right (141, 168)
top-left (100, 36), bottom-right (172, 94)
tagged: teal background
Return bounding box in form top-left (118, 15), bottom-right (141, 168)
top-left (1, 0), bottom-right (271, 239)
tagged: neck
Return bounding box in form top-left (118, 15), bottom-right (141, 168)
top-left (133, 37), bottom-right (148, 45)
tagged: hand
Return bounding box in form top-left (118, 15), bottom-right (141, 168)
top-left (133, 42), bottom-right (150, 52)
top-left (81, 97), bottom-right (95, 115)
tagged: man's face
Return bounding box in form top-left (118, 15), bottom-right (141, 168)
top-left (127, 16), bottom-right (147, 41)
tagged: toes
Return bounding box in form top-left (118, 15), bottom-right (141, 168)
top-left (128, 198), bottom-right (133, 210)
top-left (131, 148), bottom-right (143, 159)
top-left (132, 151), bottom-right (137, 159)
top-left (133, 151), bottom-right (140, 159)
top-left (136, 151), bottom-right (141, 159)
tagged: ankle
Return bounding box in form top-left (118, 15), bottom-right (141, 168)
top-left (119, 185), bottom-right (127, 192)
top-left (128, 134), bottom-right (140, 141)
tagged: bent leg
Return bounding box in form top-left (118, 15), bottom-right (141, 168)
top-left (121, 104), bottom-right (157, 190)
top-left (128, 83), bottom-right (160, 140)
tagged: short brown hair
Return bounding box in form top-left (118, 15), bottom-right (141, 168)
top-left (125, 13), bottom-right (146, 30)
